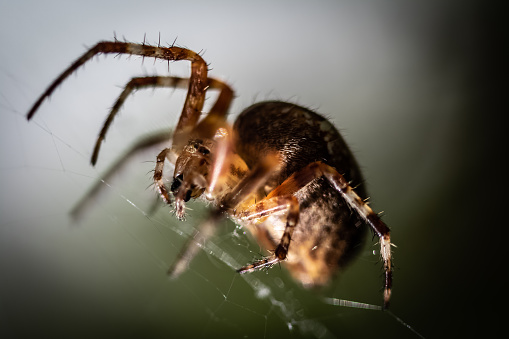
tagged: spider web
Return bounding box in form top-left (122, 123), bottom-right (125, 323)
top-left (0, 66), bottom-right (424, 338)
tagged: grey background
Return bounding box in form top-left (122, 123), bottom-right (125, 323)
top-left (0, 0), bottom-right (502, 338)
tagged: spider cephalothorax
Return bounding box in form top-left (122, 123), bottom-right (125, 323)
top-left (26, 39), bottom-right (393, 308)
top-left (171, 139), bottom-right (214, 219)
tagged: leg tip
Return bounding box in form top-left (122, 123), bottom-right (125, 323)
top-left (383, 288), bottom-right (392, 310)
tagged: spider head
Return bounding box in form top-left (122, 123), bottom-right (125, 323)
top-left (171, 139), bottom-right (214, 219)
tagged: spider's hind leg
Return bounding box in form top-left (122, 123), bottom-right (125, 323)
top-left (236, 194), bottom-right (300, 272)
top-left (264, 161), bottom-right (393, 308)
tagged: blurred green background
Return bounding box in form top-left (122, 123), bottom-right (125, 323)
top-left (0, 0), bottom-right (502, 338)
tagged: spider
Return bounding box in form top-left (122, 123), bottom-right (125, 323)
top-left (26, 38), bottom-right (393, 309)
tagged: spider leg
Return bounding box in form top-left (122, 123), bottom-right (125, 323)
top-left (154, 147), bottom-right (174, 206)
top-left (26, 41), bottom-right (209, 150)
top-left (91, 76), bottom-right (231, 165)
top-left (70, 129), bottom-right (172, 220)
top-left (190, 79), bottom-right (234, 141)
top-left (236, 194), bottom-right (300, 272)
top-left (265, 161), bottom-right (393, 308)
top-left (91, 76), bottom-right (187, 165)
top-left (26, 39), bottom-right (236, 212)
top-left (152, 77), bottom-right (233, 209)
top-left (167, 210), bottom-right (222, 278)
top-left (205, 125), bottom-right (235, 198)
top-left (167, 153), bottom-right (281, 278)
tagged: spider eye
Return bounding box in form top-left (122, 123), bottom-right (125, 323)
top-left (198, 146), bottom-right (210, 155)
top-left (184, 190), bottom-right (192, 202)
top-left (171, 174), bottom-right (183, 192)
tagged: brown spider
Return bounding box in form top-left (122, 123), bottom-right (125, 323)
top-left (26, 38), bottom-right (393, 308)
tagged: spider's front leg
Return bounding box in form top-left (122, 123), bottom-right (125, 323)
top-left (25, 39), bottom-right (235, 212)
top-left (91, 76), bottom-right (231, 165)
top-left (27, 41), bottom-right (210, 138)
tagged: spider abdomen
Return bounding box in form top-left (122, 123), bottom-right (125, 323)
top-left (234, 101), bottom-right (363, 188)
top-left (233, 101), bottom-right (367, 286)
